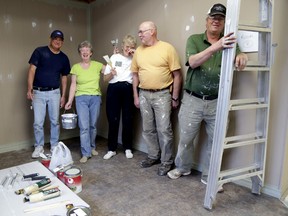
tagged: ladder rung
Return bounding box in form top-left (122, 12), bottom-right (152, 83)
top-left (219, 164), bottom-right (260, 178)
top-left (230, 104), bottom-right (268, 110)
top-left (246, 61), bottom-right (266, 67)
top-left (239, 21), bottom-right (269, 28)
top-left (238, 25), bottom-right (272, 33)
top-left (219, 170), bottom-right (263, 185)
top-left (241, 66), bottom-right (270, 71)
top-left (218, 164), bottom-right (263, 184)
top-left (229, 98), bottom-right (268, 110)
top-left (224, 138), bottom-right (266, 149)
top-left (230, 98), bottom-right (265, 105)
top-left (225, 133), bottom-right (262, 143)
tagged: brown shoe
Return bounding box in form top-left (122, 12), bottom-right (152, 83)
top-left (157, 163), bottom-right (172, 176)
top-left (140, 157), bottom-right (160, 168)
top-left (80, 156), bottom-right (89, 163)
top-left (91, 149), bottom-right (98, 156)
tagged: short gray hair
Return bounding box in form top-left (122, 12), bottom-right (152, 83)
top-left (78, 40), bottom-right (93, 54)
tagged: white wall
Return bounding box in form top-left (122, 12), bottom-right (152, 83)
top-left (0, 0), bottom-right (90, 151)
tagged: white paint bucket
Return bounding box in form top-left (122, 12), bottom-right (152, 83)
top-left (66, 206), bottom-right (91, 216)
top-left (61, 109), bottom-right (77, 129)
top-left (64, 167), bottom-right (82, 194)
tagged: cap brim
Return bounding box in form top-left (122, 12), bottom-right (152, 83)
top-left (51, 36), bottom-right (64, 40)
top-left (209, 12), bottom-right (225, 16)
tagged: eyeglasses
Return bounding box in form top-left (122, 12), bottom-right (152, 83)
top-left (138, 29), bottom-right (152, 35)
top-left (208, 15), bottom-right (225, 22)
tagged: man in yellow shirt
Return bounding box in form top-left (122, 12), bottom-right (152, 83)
top-left (131, 21), bottom-right (182, 176)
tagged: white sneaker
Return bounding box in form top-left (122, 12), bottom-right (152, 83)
top-left (201, 178), bottom-right (224, 193)
top-left (125, 150), bottom-right (133, 159)
top-left (103, 151), bottom-right (116, 160)
top-left (201, 178), bottom-right (207, 185)
top-left (167, 168), bottom-right (191, 180)
top-left (218, 185), bottom-right (224, 193)
top-left (32, 146), bottom-right (44, 158)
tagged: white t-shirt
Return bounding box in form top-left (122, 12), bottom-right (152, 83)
top-left (104, 53), bottom-right (133, 84)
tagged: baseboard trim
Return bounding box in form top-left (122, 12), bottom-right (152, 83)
top-left (234, 178), bottom-right (281, 199)
top-left (281, 195), bottom-right (288, 208)
top-left (0, 140), bottom-right (33, 153)
top-left (0, 131), bottom-right (79, 154)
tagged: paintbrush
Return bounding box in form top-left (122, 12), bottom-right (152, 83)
top-left (103, 55), bottom-right (113, 68)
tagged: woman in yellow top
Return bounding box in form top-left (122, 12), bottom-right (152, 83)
top-left (65, 41), bottom-right (105, 163)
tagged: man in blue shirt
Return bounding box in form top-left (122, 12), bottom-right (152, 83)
top-left (27, 30), bottom-right (70, 158)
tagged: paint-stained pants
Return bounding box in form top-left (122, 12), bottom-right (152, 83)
top-left (175, 91), bottom-right (217, 178)
top-left (139, 89), bottom-right (173, 165)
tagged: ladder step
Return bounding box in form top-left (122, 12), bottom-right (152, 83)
top-left (238, 24), bottom-right (272, 33)
top-left (239, 21), bottom-right (269, 28)
top-left (224, 137), bottom-right (266, 149)
top-left (241, 66), bottom-right (270, 71)
top-left (229, 98), bottom-right (268, 110)
top-left (230, 104), bottom-right (268, 110)
top-left (218, 165), bottom-right (263, 184)
top-left (225, 133), bottom-right (262, 142)
top-left (224, 133), bottom-right (265, 149)
top-left (219, 164), bottom-right (260, 178)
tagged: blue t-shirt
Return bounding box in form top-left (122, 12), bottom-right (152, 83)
top-left (28, 46), bottom-right (70, 88)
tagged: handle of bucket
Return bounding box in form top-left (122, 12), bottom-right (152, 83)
top-left (63, 108), bottom-right (76, 114)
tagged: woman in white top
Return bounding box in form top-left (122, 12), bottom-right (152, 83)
top-left (103, 35), bottom-right (136, 160)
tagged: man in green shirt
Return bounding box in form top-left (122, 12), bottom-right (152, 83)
top-left (168, 3), bottom-right (248, 183)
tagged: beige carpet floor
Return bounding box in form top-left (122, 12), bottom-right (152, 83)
top-left (0, 136), bottom-right (287, 216)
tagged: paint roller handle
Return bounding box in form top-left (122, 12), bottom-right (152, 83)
top-left (23, 176), bottom-right (47, 181)
top-left (23, 173), bottom-right (39, 180)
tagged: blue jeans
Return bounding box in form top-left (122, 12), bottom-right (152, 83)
top-left (139, 89), bottom-right (173, 164)
top-left (32, 89), bottom-right (60, 148)
top-left (75, 95), bottom-right (101, 157)
top-left (175, 91), bottom-right (217, 178)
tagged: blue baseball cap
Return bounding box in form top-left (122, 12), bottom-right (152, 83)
top-left (50, 30), bottom-right (64, 40)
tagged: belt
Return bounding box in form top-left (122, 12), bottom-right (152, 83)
top-left (185, 89), bottom-right (217, 100)
top-left (33, 87), bottom-right (59, 91)
top-left (140, 87), bottom-right (169, 92)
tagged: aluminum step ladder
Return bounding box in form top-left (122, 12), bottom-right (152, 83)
top-left (204, 0), bottom-right (275, 210)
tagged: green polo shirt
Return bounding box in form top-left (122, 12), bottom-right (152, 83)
top-left (184, 32), bottom-right (240, 96)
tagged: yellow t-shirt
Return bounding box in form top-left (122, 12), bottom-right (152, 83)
top-left (70, 61), bottom-right (103, 96)
top-left (131, 41), bottom-right (181, 89)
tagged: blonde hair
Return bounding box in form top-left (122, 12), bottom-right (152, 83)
top-left (78, 40), bottom-right (93, 54)
top-left (122, 35), bottom-right (137, 47)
